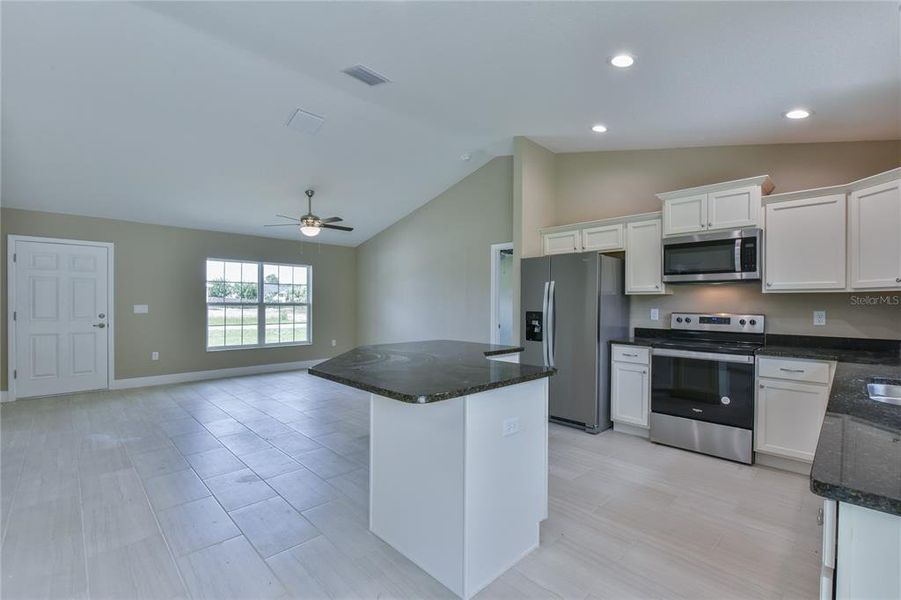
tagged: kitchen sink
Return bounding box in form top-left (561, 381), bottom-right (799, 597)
top-left (868, 378), bottom-right (901, 406)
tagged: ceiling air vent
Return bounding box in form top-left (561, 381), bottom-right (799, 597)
top-left (286, 108), bottom-right (325, 135)
top-left (342, 64), bottom-right (390, 86)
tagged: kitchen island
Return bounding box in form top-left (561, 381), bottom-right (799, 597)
top-left (310, 340), bottom-right (555, 599)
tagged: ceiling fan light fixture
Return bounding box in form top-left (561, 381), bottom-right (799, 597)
top-left (300, 225), bottom-right (321, 237)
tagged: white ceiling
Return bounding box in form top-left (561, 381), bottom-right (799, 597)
top-left (3, 2), bottom-right (899, 246)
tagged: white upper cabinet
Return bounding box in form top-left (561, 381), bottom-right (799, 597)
top-left (542, 230), bottom-right (581, 255)
top-left (849, 175), bottom-right (901, 290)
top-left (581, 223), bottom-right (624, 252)
top-left (764, 192), bottom-right (847, 291)
top-left (707, 186), bottom-right (762, 230)
top-left (662, 193), bottom-right (707, 236)
top-left (625, 219), bottom-right (665, 294)
top-left (540, 218), bottom-right (630, 255)
top-left (658, 175), bottom-right (773, 236)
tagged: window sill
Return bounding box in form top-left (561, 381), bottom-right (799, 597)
top-left (206, 341), bottom-right (313, 352)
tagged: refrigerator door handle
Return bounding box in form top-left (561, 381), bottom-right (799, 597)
top-left (542, 281), bottom-right (550, 366)
top-left (548, 280), bottom-right (556, 368)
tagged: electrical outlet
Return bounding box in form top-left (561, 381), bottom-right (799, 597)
top-left (502, 417), bottom-right (520, 437)
top-left (151, 351), bottom-right (159, 361)
top-left (331, 339), bottom-right (337, 347)
top-left (133, 304), bottom-right (149, 314)
top-left (650, 308), bottom-right (659, 321)
top-left (813, 311), bottom-right (826, 326)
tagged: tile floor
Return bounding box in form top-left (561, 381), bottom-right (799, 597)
top-left (0, 371), bottom-right (822, 599)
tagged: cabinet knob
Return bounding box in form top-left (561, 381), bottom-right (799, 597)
top-left (708, 222), bottom-right (712, 227)
top-left (766, 282), bottom-right (772, 287)
top-left (896, 277), bottom-right (901, 283)
top-left (655, 284), bottom-right (660, 289)
top-left (759, 384), bottom-right (765, 389)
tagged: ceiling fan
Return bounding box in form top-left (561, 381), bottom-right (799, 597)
top-left (265, 189), bottom-right (354, 237)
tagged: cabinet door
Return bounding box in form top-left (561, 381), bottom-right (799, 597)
top-left (611, 361), bottom-right (649, 428)
top-left (543, 230), bottom-right (581, 255)
top-left (849, 178), bottom-right (901, 289)
top-left (626, 219), bottom-right (665, 294)
top-left (663, 194), bottom-right (707, 236)
top-left (764, 194), bottom-right (846, 291)
top-left (581, 223), bottom-right (624, 252)
top-left (708, 185), bottom-right (761, 230)
top-left (755, 378), bottom-right (829, 462)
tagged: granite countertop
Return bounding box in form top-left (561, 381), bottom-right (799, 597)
top-left (309, 340), bottom-right (552, 404)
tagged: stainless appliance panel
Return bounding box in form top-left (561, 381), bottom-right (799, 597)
top-left (597, 255), bottom-right (629, 433)
top-left (662, 227), bottom-right (761, 283)
top-left (650, 412), bottom-right (753, 464)
top-left (547, 252), bottom-right (599, 429)
top-left (520, 257), bottom-right (550, 368)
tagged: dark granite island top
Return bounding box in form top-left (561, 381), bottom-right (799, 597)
top-left (309, 340), bottom-right (553, 404)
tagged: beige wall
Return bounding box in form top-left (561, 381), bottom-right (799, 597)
top-left (355, 156), bottom-right (513, 345)
top-left (631, 284), bottom-right (901, 339)
top-left (1, 208), bottom-right (356, 390)
top-left (553, 140), bottom-right (901, 225)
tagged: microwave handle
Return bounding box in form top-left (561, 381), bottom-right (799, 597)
top-left (734, 239), bottom-right (742, 273)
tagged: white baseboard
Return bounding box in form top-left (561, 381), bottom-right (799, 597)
top-left (612, 421), bottom-right (650, 439)
top-left (111, 359), bottom-right (327, 390)
top-left (0, 391), bottom-right (10, 403)
top-left (755, 452), bottom-right (811, 475)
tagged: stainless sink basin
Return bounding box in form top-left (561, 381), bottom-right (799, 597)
top-left (868, 379), bottom-right (901, 406)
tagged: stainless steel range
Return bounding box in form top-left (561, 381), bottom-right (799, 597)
top-left (649, 312), bottom-right (765, 464)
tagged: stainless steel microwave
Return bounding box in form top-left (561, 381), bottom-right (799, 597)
top-left (662, 228), bottom-right (761, 283)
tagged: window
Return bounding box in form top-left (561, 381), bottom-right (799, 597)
top-left (206, 259), bottom-right (311, 350)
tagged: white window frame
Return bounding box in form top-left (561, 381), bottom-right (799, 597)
top-left (205, 258), bottom-right (312, 351)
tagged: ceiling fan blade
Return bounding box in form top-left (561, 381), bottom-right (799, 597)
top-left (320, 216), bottom-right (343, 224)
top-left (321, 224), bottom-right (354, 232)
top-left (276, 214), bottom-right (302, 222)
top-left (264, 223), bottom-right (299, 227)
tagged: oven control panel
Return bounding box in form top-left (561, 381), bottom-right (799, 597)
top-left (670, 312), bottom-right (765, 334)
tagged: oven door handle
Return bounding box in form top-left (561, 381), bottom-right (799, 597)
top-left (652, 348), bottom-right (754, 364)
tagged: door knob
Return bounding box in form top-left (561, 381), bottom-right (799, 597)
top-left (93, 323), bottom-right (106, 328)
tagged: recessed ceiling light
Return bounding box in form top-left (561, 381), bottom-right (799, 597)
top-left (610, 54), bottom-right (635, 68)
top-left (591, 124), bottom-right (608, 133)
top-left (784, 108), bottom-right (811, 120)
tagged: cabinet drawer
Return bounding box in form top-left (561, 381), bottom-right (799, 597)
top-left (612, 345), bottom-right (650, 365)
top-left (758, 357), bottom-right (831, 384)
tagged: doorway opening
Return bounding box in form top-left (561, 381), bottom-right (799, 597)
top-left (490, 243), bottom-right (514, 346)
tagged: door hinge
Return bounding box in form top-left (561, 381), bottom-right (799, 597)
top-left (13, 370), bottom-right (16, 379)
top-left (12, 253), bottom-right (16, 263)
top-left (12, 311), bottom-right (16, 321)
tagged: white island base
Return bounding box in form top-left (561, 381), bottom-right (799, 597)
top-left (369, 378), bottom-right (549, 599)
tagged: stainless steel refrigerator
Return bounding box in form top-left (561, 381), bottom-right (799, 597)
top-left (520, 252), bottom-right (629, 433)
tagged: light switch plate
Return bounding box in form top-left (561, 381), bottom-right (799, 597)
top-left (133, 304), bottom-right (149, 314)
top-left (151, 352), bottom-right (159, 361)
top-left (650, 308), bottom-right (659, 321)
top-left (813, 311), bottom-right (826, 326)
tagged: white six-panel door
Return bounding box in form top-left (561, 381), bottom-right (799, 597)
top-left (11, 239), bottom-right (110, 398)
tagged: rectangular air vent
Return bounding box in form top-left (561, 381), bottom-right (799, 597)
top-left (342, 64), bottom-right (390, 86)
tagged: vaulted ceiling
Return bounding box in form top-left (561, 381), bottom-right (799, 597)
top-left (3, 1), bottom-right (899, 245)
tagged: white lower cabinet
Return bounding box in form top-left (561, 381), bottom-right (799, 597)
top-left (611, 346), bottom-right (650, 429)
top-left (755, 357), bottom-right (832, 462)
top-left (830, 501), bottom-right (901, 599)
